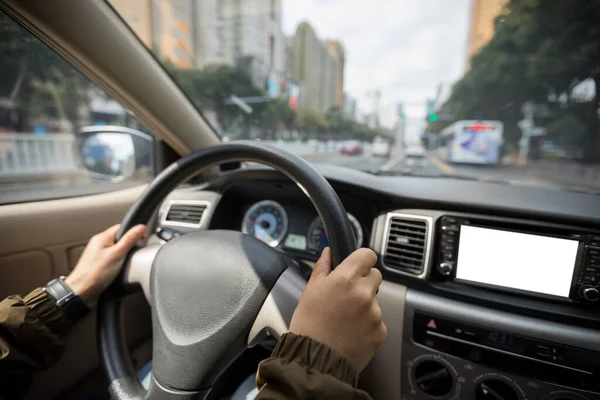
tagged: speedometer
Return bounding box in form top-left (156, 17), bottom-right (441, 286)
top-left (241, 200), bottom-right (289, 247)
top-left (307, 213), bottom-right (363, 252)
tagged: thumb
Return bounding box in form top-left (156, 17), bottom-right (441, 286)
top-left (308, 247), bottom-right (332, 287)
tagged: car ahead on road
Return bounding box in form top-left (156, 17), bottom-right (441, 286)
top-left (404, 145), bottom-right (426, 158)
top-left (340, 140), bottom-right (363, 155)
top-left (372, 137), bottom-right (391, 157)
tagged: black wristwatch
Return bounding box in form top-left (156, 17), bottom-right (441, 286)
top-left (43, 277), bottom-right (89, 322)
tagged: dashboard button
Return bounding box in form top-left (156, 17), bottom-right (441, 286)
top-left (437, 262), bottom-right (454, 276)
top-left (587, 257), bottom-right (600, 265)
top-left (582, 275), bottom-right (598, 283)
top-left (441, 236), bottom-right (455, 244)
top-left (441, 216), bottom-right (457, 225)
top-left (587, 247), bottom-right (600, 256)
top-left (579, 285), bottom-right (600, 301)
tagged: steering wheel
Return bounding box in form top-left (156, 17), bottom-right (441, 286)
top-left (98, 141), bottom-right (357, 400)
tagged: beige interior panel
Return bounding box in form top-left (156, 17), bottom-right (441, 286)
top-left (0, 185), bottom-right (152, 399)
top-left (0, 185), bottom-right (146, 257)
top-left (0, 251), bottom-right (52, 299)
top-left (360, 280), bottom-right (407, 400)
top-left (67, 245), bottom-right (86, 271)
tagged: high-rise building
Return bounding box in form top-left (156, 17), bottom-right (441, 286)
top-left (325, 40), bottom-right (345, 108)
top-left (192, 0), bottom-right (221, 67)
top-left (217, 0), bottom-right (285, 88)
top-left (465, 0), bottom-right (507, 69)
top-left (110, 0), bottom-right (195, 69)
top-left (290, 22), bottom-right (342, 114)
top-left (343, 92), bottom-right (357, 120)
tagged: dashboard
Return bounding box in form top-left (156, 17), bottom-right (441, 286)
top-left (152, 165), bottom-right (600, 400)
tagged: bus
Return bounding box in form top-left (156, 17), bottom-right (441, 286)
top-left (440, 120), bottom-right (503, 165)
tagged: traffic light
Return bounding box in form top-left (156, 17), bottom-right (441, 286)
top-left (427, 113), bottom-right (438, 122)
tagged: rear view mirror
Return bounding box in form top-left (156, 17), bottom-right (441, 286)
top-left (77, 126), bottom-right (152, 181)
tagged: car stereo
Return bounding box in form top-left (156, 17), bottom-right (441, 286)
top-left (435, 215), bottom-right (600, 304)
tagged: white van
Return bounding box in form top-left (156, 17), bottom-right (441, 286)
top-left (372, 136), bottom-right (391, 157)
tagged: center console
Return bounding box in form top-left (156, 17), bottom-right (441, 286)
top-left (434, 215), bottom-right (600, 305)
top-left (401, 290), bottom-right (600, 400)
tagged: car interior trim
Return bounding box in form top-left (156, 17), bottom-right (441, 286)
top-left (160, 200), bottom-right (212, 229)
top-left (380, 212), bottom-right (434, 279)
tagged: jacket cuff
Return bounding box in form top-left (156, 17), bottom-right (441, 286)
top-left (23, 288), bottom-right (73, 337)
top-left (270, 332), bottom-right (360, 386)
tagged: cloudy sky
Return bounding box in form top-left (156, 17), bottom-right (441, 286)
top-left (282, 0), bottom-right (471, 138)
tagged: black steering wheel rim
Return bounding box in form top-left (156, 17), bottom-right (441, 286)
top-left (98, 140), bottom-right (357, 399)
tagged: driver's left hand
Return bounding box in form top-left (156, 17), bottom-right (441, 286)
top-left (65, 224), bottom-right (147, 305)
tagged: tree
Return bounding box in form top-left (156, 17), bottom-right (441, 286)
top-left (167, 64), bottom-right (266, 134)
top-left (0, 13), bottom-right (89, 132)
top-left (295, 109), bottom-right (328, 138)
top-left (429, 0), bottom-right (600, 161)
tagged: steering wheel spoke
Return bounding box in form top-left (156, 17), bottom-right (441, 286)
top-left (248, 267), bottom-right (306, 346)
top-left (122, 244), bottom-right (162, 301)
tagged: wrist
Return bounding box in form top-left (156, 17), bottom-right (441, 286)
top-left (65, 274), bottom-right (97, 305)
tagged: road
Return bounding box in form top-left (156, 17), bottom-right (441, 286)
top-left (3, 142), bottom-right (600, 204)
top-left (304, 147), bottom-right (598, 191)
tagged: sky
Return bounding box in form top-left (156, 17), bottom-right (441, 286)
top-left (282, 0), bottom-right (471, 139)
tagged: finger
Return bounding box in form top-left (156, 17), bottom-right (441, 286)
top-left (91, 224), bottom-right (121, 246)
top-left (365, 267), bottom-right (383, 296)
top-left (111, 224), bottom-right (147, 258)
top-left (308, 247), bottom-right (332, 287)
top-left (337, 248), bottom-right (377, 277)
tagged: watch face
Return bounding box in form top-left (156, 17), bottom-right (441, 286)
top-left (45, 278), bottom-right (89, 321)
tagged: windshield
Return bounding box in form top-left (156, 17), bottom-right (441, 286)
top-left (111, 0), bottom-right (600, 194)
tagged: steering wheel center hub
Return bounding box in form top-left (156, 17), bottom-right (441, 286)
top-left (150, 230), bottom-right (289, 390)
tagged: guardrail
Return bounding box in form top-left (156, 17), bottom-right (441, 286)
top-left (0, 133), bottom-right (79, 178)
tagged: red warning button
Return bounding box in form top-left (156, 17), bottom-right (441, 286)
top-left (427, 319), bottom-right (437, 330)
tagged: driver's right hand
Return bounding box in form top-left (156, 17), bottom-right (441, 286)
top-left (289, 247), bottom-right (386, 372)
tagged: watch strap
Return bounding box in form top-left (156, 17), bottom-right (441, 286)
top-left (44, 277), bottom-right (89, 322)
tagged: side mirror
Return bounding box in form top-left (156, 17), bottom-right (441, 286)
top-left (77, 126), bottom-right (152, 181)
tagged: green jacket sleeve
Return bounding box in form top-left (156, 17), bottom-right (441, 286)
top-left (255, 333), bottom-right (372, 400)
top-left (0, 288), bottom-right (73, 399)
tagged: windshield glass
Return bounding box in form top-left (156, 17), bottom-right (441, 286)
top-left (111, 0), bottom-right (600, 194)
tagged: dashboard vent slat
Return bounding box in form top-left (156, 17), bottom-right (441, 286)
top-left (165, 203), bottom-right (207, 226)
top-left (383, 216), bottom-right (428, 275)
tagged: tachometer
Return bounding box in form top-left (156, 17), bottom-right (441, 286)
top-left (242, 200), bottom-right (289, 247)
top-left (307, 213), bottom-right (363, 252)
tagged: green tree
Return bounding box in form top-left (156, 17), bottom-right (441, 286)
top-left (0, 13), bottom-right (89, 132)
top-left (295, 108), bottom-right (328, 139)
top-left (429, 0), bottom-right (600, 161)
top-left (167, 64), bottom-right (266, 134)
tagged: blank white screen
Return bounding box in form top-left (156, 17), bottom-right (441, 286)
top-left (456, 225), bottom-right (579, 297)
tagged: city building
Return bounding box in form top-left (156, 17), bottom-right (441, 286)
top-left (192, 0), bottom-right (221, 67)
top-left (289, 22), bottom-right (343, 114)
top-left (110, 0), bottom-right (195, 69)
top-left (217, 0), bottom-right (285, 89)
top-left (465, 0), bottom-right (508, 69)
top-left (325, 40), bottom-right (345, 108)
top-left (343, 92), bottom-right (357, 120)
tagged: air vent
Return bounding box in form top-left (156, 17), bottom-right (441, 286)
top-left (164, 202), bottom-right (208, 227)
top-left (383, 216), bottom-right (428, 275)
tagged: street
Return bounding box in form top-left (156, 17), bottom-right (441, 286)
top-left (3, 141), bottom-right (600, 205)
